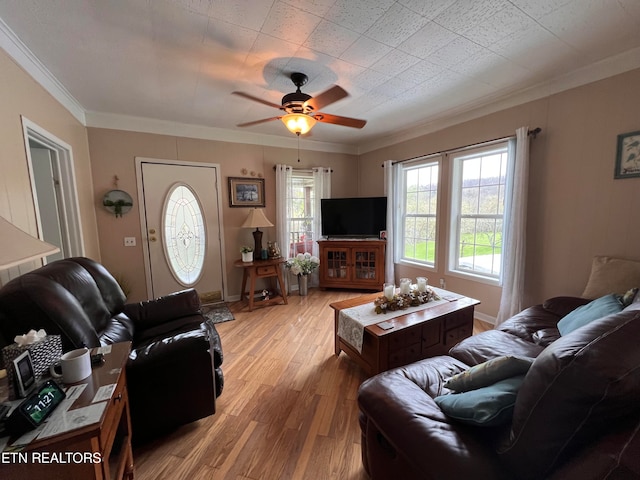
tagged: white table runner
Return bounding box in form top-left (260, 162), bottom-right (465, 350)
top-left (338, 298), bottom-right (449, 353)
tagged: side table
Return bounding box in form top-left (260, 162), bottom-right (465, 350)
top-left (1, 342), bottom-right (134, 480)
top-left (234, 257), bottom-right (288, 311)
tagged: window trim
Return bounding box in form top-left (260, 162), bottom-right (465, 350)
top-left (447, 142), bottom-right (510, 285)
top-left (397, 157), bottom-right (441, 270)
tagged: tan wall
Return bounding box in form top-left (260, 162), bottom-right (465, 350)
top-left (87, 128), bottom-right (358, 301)
top-left (4, 40), bottom-right (639, 318)
top-left (358, 68), bottom-right (640, 319)
top-left (0, 48), bottom-right (99, 284)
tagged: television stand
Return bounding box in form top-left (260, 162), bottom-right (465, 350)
top-left (317, 239), bottom-right (386, 291)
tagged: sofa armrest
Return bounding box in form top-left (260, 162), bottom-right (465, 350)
top-left (358, 365), bottom-right (509, 480)
top-left (123, 289), bottom-right (201, 329)
top-left (542, 296), bottom-right (590, 318)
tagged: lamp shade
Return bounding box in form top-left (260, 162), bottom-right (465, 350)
top-left (242, 208), bottom-right (274, 229)
top-left (0, 216), bottom-right (61, 270)
top-left (281, 113), bottom-right (317, 135)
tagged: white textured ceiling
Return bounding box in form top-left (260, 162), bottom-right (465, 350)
top-left (1, 0), bottom-right (640, 152)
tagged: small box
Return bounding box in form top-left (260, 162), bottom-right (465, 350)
top-left (2, 335), bottom-right (62, 399)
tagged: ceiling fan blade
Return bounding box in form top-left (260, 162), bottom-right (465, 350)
top-left (232, 91), bottom-right (282, 110)
top-left (237, 117), bottom-right (281, 127)
top-left (315, 113), bottom-right (366, 129)
top-left (304, 85), bottom-right (348, 111)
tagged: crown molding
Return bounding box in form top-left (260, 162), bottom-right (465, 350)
top-left (0, 17), bottom-right (85, 125)
top-left (0, 15), bottom-right (353, 154)
top-left (357, 46), bottom-right (640, 155)
top-left (4, 9), bottom-right (639, 158)
top-left (85, 111), bottom-right (358, 154)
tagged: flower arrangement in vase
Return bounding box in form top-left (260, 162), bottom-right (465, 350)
top-left (285, 252), bottom-right (320, 296)
top-left (285, 252), bottom-right (320, 276)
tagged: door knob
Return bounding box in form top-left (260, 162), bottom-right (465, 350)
top-left (149, 228), bottom-right (156, 234)
top-left (150, 236), bottom-right (157, 242)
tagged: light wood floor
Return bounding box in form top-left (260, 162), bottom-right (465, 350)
top-left (132, 288), bottom-right (493, 480)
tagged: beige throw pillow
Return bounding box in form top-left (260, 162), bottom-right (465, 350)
top-left (581, 256), bottom-right (640, 299)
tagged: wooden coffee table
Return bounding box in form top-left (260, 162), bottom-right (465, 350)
top-left (330, 288), bottom-right (480, 375)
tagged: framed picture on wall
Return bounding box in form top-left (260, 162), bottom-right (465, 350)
top-left (614, 130), bottom-right (640, 179)
top-left (228, 177), bottom-right (265, 207)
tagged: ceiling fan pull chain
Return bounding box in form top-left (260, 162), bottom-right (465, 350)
top-left (297, 133), bottom-right (301, 162)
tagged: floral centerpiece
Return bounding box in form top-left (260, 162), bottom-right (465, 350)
top-left (285, 252), bottom-right (320, 276)
top-left (374, 287), bottom-right (440, 314)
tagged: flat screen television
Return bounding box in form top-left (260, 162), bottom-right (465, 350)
top-left (321, 196), bottom-right (387, 238)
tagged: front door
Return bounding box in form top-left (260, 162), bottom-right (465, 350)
top-left (139, 160), bottom-right (225, 302)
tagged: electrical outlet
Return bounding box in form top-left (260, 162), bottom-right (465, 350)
top-left (439, 278), bottom-right (445, 288)
top-left (124, 237), bottom-right (136, 247)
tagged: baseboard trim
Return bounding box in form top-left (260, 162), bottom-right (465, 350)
top-left (474, 311), bottom-right (496, 326)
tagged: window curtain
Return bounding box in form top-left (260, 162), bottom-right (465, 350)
top-left (275, 164), bottom-right (293, 292)
top-left (496, 127), bottom-right (530, 325)
top-left (383, 160), bottom-right (401, 284)
top-left (311, 167), bottom-right (331, 286)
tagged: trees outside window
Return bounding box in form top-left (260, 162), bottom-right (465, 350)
top-left (400, 160), bottom-right (439, 267)
top-left (396, 141), bottom-right (511, 283)
top-left (450, 144), bottom-right (509, 280)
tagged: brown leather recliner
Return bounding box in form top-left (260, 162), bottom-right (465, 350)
top-left (0, 257), bottom-right (223, 441)
top-left (358, 296), bottom-right (640, 479)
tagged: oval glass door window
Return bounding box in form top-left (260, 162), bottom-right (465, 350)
top-left (162, 183), bottom-right (206, 286)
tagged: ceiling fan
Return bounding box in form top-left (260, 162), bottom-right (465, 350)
top-left (232, 72), bottom-right (366, 135)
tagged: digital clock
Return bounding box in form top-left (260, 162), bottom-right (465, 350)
top-left (6, 379), bottom-right (66, 436)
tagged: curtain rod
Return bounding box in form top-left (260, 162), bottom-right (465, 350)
top-left (382, 127), bottom-right (542, 167)
top-left (272, 166), bottom-right (334, 173)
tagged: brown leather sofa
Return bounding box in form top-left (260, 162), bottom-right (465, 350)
top-left (358, 296), bottom-right (640, 479)
top-left (0, 257), bottom-right (223, 441)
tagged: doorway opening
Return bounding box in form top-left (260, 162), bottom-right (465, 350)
top-left (21, 117), bottom-right (84, 262)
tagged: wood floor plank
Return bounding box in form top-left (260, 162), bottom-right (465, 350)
top-left (133, 288), bottom-right (493, 479)
top-left (214, 420), bottom-right (260, 478)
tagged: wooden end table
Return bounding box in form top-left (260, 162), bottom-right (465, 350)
top-left (1, 342), bottom-right (134, 479)
top-left (234, 257), bottom-right (288, 311)
top-left (330, 288), bottom-right (480, 375)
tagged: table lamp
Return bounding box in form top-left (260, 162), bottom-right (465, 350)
top-left (0, 215), bottom-right (60, 270)
top-left (241, 208), bottom-right (273, 261)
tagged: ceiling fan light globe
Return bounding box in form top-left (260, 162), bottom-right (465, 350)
top-left (281, 113), bottom-right (316, 135)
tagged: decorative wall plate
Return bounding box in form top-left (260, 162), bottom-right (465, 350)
top-left (103, 189), bottom-right (133, 217)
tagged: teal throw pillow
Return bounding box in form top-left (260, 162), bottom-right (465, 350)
top-left (435, 375), bottom-right (525, 426)
top-left (445, 355), bottom-right (534, 392)
top-left (557, 294), bottom-right (623, 336)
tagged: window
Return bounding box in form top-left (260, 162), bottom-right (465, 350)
top-left (287, 172), bottom-right (315, 257)
top-left (449, 143), bottom-right (509, 281)
top-left (400, 160), bottom-right (439, 267)
top-left (162, 183), bottom-right (206, 285)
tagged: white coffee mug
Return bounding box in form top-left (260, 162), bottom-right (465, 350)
top-left (49, 348), bottom-right (91, 383)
